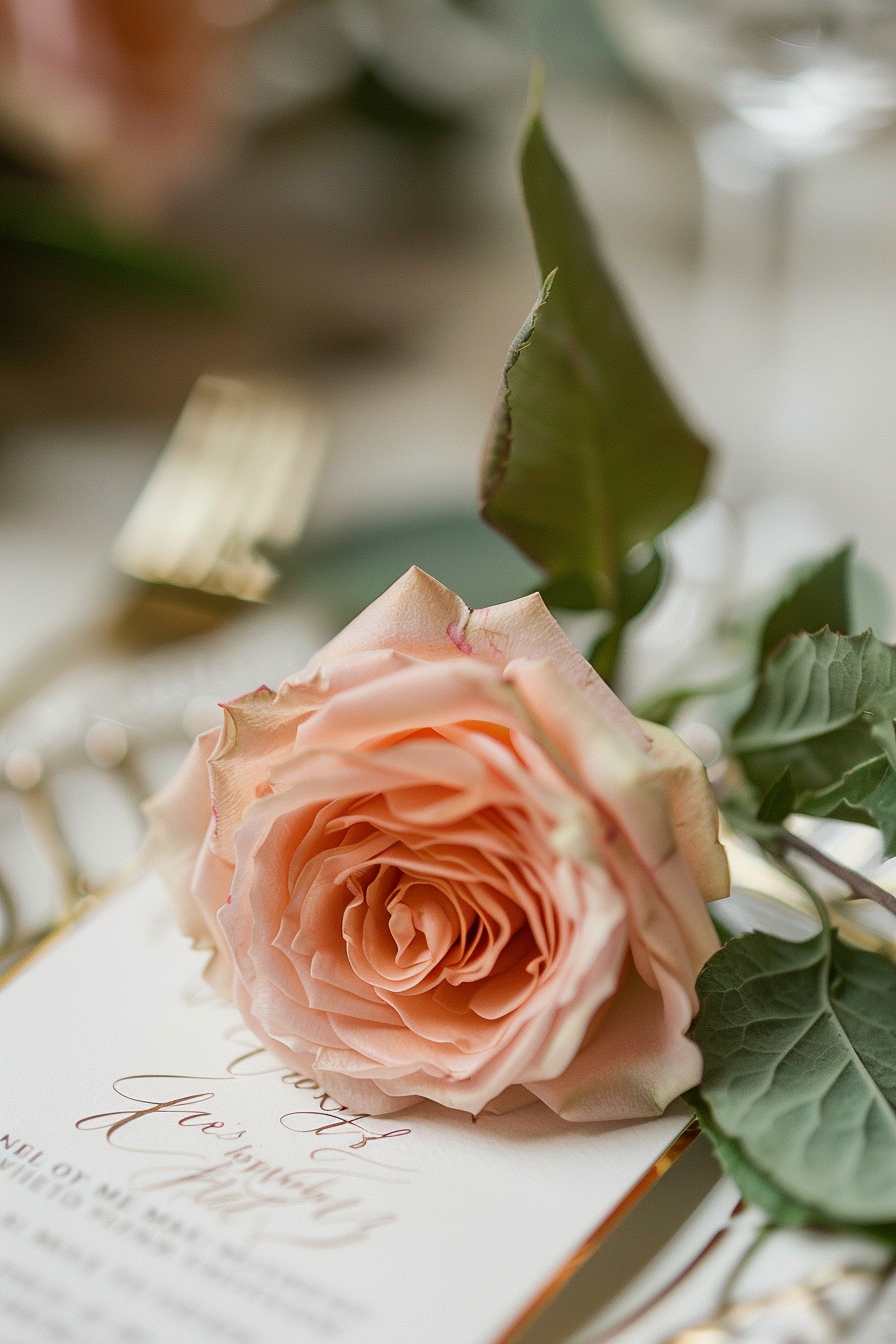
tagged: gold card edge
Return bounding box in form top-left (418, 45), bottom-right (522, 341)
top-left (493, 1118), bottom-right (701, 1344)
top-left (0, 889), bottom-right (110, 992)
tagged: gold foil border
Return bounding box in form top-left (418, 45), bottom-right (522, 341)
top-left (494, 1119), bottom-right (701, 1344)
top-left (0, 893), bottom-right (105, 992)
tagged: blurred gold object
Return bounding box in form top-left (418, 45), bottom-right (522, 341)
top-left (1, 371), bottom-right (325, 716)
top-left (113, 373), bottom-right (326, 602)
top-left (0, 371), bottom-right (326, 963)
top-left (668, 1264), bottom-right (882, 1343)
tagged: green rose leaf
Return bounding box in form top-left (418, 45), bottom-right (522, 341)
top-left (759, 544), bottom-right (853, 667)
top-left (756, 766), bottom-right (797, 824)
top-left (733, 627), bottom-right (896, 851)
top-left (685, 1090), bottom-right (819, 1228)
top-left (688, 1087), bottom-right (896, 1243)
top-left (691, 924), bottom-right (896, 1227)
top-left (799, 756), bottom-right (896, 856)
top-left (479, 76), bottom-right (710, 681)
top-left (732, 628), bottom-right (896, 797)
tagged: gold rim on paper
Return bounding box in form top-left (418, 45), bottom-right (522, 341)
top-left (0, 890), bottom-right (105, 992)
top-left (496, 1119), bottom-right (700, 1344)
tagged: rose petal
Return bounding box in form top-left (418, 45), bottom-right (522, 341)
top-left (210, 650), bottom-right (422, 860)
top-left (527, 963), bottom-right (703, 1121)
top-left (637, 719), bottom-right (730, 905)
top-left (309, 567), bottom-right (643, 743)
top-left (507, 659), bottom-right (674, 870)
top-left (142, 727), bottom-right (219, 946)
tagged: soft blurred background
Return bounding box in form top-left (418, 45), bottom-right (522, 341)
top-left (5, 0), bottom-right (896, 597)
top-left (4, 4), bottom-right (896, 1341)
top-left (4, 1), bottom-right (896, 654)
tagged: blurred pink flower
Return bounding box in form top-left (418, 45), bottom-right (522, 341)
top-left (0, 0), bottom-right (258, 214)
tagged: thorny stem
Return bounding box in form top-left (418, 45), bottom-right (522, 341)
top-left (770, 828), bottom-right (896, 921)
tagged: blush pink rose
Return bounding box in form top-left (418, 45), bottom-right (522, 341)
top-left (145, 568), bottom-right (727, 1120)
top-left (0, 0), bottom-right (234, 216)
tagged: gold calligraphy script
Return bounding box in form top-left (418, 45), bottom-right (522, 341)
top-left (75, 1042), bottom-right (413, 1250)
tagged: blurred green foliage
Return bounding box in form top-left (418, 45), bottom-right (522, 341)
top-left (289, 511), bottom-right (540, 627)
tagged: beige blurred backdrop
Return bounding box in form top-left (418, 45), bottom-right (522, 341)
top-left (0, 0), bottom-right (894, 597)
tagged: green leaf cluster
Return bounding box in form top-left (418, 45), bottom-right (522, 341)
top-left (735, 629), bottom-right (896, 793)
top-left (479, 76), bottom-right (710, 682)
top-left (689, 922), bottom-right (896, 1238)
top-left (676, 541), bottom-right (896, 1238)
top-left (757, 544), bottom-right (852, 667)
top-left (733, 628), bottom-right (896, 854)
top-left (696, 542), bottom-right (896, 1235)
top-left (704, 540), bottom-right (896, 851)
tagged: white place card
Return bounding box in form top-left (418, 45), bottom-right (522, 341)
top-left (0, 878), bottom-right (691, 1344)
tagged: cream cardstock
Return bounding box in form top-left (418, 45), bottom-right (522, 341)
top-left (0, 878), bottom-right (689, 1344)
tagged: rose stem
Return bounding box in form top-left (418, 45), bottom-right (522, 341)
top-left (770, 828), bottom-right (896, 920)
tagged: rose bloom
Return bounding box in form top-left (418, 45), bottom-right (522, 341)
top-left (146, 569), bottom-right (727, 1120)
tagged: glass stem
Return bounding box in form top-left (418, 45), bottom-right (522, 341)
top-left (690, 155), bottom-right (795, 469)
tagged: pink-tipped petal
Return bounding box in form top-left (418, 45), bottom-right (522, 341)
top-left (307, 568), bottom-right (470, 668)
top-left (309, 568), bottom-right (644, 744)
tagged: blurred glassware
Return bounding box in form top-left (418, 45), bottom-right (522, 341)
top-left (240, 0), bottom-right (527, 132)
top-left (330, 0), bottom-right (524, 111)
top-left (593, 1), bottom-right (896, 486)
top-left (597, 0), bottom-right (896, 191)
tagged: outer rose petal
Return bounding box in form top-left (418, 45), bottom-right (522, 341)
top-left (210, 651), bottom-right (425, 861)
top-left (636, 719), bottom-right (729, 906)
top-left (226, 972), bottom-right (426, 1116)
top-left (504, 660), bottom-right (720, 1120)
top-left (527, 965), bottom-right (703, 1120)
top-left (310, 567), bottom-right (644, 745)
top-left (143, 727), bottom-right (219, 947)
top-left (189, 825), bottom-right (236, 998)
top-left (509, 660), bottom-right (726, 919)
